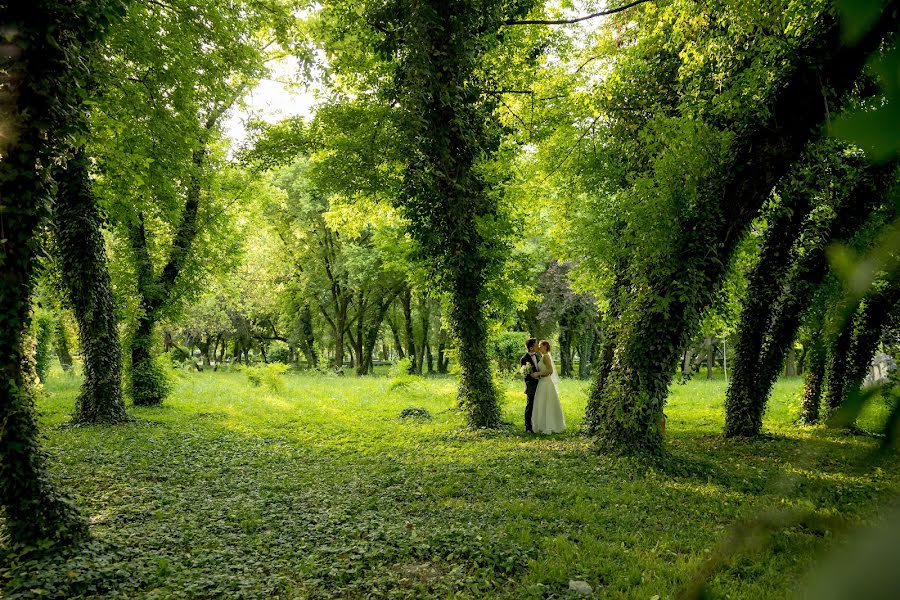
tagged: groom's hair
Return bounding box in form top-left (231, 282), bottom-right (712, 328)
top-left (525, 337), bottom-right (537, 350)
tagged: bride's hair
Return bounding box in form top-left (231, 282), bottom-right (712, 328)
top-left (539, 340), bottom-right (551, 351)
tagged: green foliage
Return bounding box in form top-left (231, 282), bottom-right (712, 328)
top-left (397, 407), bottom-right (432, 421)
top-left (126, 350), bottom-right (172, 407)
top-left (244, 363), bottom-right (290, 392)
top-left (389, 357), bottom-right (419, 390)
top-left (490, 331), bottom-right (528, 374)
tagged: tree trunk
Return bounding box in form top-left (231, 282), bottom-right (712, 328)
top-left (706, 336), bottom-right (714, 380)
top-left (299, 303), bottom-right (318, 369)
top-left (437, 331), bottom-right (448, 374)
top-left (388, 314), bottom-right (406, 359)
top-left (402, 288), bottom-right (418, 373)
top-left (0, 4), bottom-right (114, 544)
top-left (801, 332), bottom-right (827, 424)
top-left (559, 314), bottom-right (573, 377)
top-left (54, 319), bottom-right (74, 372)
top-left (784, 348), bottom-right (797, 377)
top-left (681, 348), bottom-right (692, 378)
top-left (416, 295), bottom-right (431, 375)
top-left (448, 275), bottom-right (501, 428)
top-left (586, 277), bottom-right (622, 436)
top-left (826, 282), bottom-right (900, 417)
top-left (53, 148), bottom-right (129, 423)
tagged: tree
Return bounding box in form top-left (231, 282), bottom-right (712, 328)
top-left (365, 0), bottom-right (538, 427)
top-left (0, 0), bottom-right (127, 547)
top-left (90, 0), bottom-right (275, 404)
top-left (52, 149), bottom-right (129, 423)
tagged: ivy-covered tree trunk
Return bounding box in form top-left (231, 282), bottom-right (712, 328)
top-left (126, 147), bottom-right (205, 404)
top-left (723, 159), bottom-right (818, 435)
top-left (379, 0), bottom-right (531, 428)
top-left (586, 277), bottom-right (623, 435)
top-left (54, 319), bottom-right (75, 371)
top-left (53, 148), bottom-right (129, 424)
top-left (0, 0), bottom-right (125, 547)
top-left (449, 274), bottom-right (501, 427)
top-left (826, 282), bottom-right (900, 415)
top-left (592, 11), bottom-right (895, 453)
top-left (801, 332), bottom-right (827, 424)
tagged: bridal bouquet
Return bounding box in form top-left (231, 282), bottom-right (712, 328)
top-left (519, 363), bottom-right (534, 377)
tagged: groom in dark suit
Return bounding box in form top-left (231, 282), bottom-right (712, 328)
top-left (521, 338), bottom-right (541, 433)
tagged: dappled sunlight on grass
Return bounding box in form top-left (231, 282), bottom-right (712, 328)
top-left (2, 366), bottom-right (897, 599)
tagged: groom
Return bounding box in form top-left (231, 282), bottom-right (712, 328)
top-left (521, 338), bottom-right (541, 433)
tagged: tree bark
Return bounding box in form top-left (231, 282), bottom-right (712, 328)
top-left (402, 287), bottom-right (418, 374)
top-left (826, 281), bottom-right (900, 416)
top-left (0, 2), bottom-right (114, 545)
top-left (53, 148), bottom-right (129, 423)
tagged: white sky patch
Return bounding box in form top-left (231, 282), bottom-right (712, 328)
top-left (224, 56), bottom-right (320, 149)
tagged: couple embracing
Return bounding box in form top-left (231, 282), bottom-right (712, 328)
top-left (520, 338), bottom-right (566, 434)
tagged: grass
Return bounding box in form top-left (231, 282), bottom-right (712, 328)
top-left (1, 366), bottom-right (898, 599)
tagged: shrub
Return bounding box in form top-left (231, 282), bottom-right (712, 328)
top-left (267, 342), bottom-right (292, 364)
top-left (389, 357), bottom-right (418, 390)
top-left (245, 362), bottom-right (290, 392)
top-left (398, 407), bottom-right (432, 421)
top-left (490, 331), bottom-right (528, 374)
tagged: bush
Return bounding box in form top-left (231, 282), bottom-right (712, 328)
top-left (398, 407), bottom-right (432, 421)
top-left (245, 362), bottom-right (290, 392)
top-left (490, 331), bottom-right (528, 374)
top-left (389, 357), bottom-right (418, 390)
top-left (127, 353), bottom-right (173, 405)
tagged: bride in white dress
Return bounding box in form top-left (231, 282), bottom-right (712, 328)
top-left (531, 340), bottom-right (566, 434)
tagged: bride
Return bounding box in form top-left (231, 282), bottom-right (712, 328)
top-left (531, 340), bottom-right (566, 434)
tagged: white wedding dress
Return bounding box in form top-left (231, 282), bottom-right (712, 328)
top-left (532, 352), bottom-right (566, 434)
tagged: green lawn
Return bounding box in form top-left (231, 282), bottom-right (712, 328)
top-left (2, 367), bottom-right (898, 599)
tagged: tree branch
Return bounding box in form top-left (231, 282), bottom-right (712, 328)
top-left (505, 0), bottom-right (653, 26)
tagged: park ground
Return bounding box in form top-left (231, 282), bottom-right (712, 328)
top-left (2, 367), bottom-right (898, 599)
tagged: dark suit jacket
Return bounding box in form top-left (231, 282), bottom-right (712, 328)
top-left (521, 352), bottom-right (541, 393)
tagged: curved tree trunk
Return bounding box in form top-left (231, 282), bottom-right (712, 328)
top-left (54, 319), bottom-right (74, 372)
top-left (53, 148), bottom-right (129, 423)
top-left (801, 333), bottom-right (827, 424)
top-left (724, 156), bottom-right (897, 437)
top-left (826, 281), bottom-right (900, 417)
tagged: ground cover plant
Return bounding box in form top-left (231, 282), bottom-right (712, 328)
top-left (1, 367), bottom-right (897, 599)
